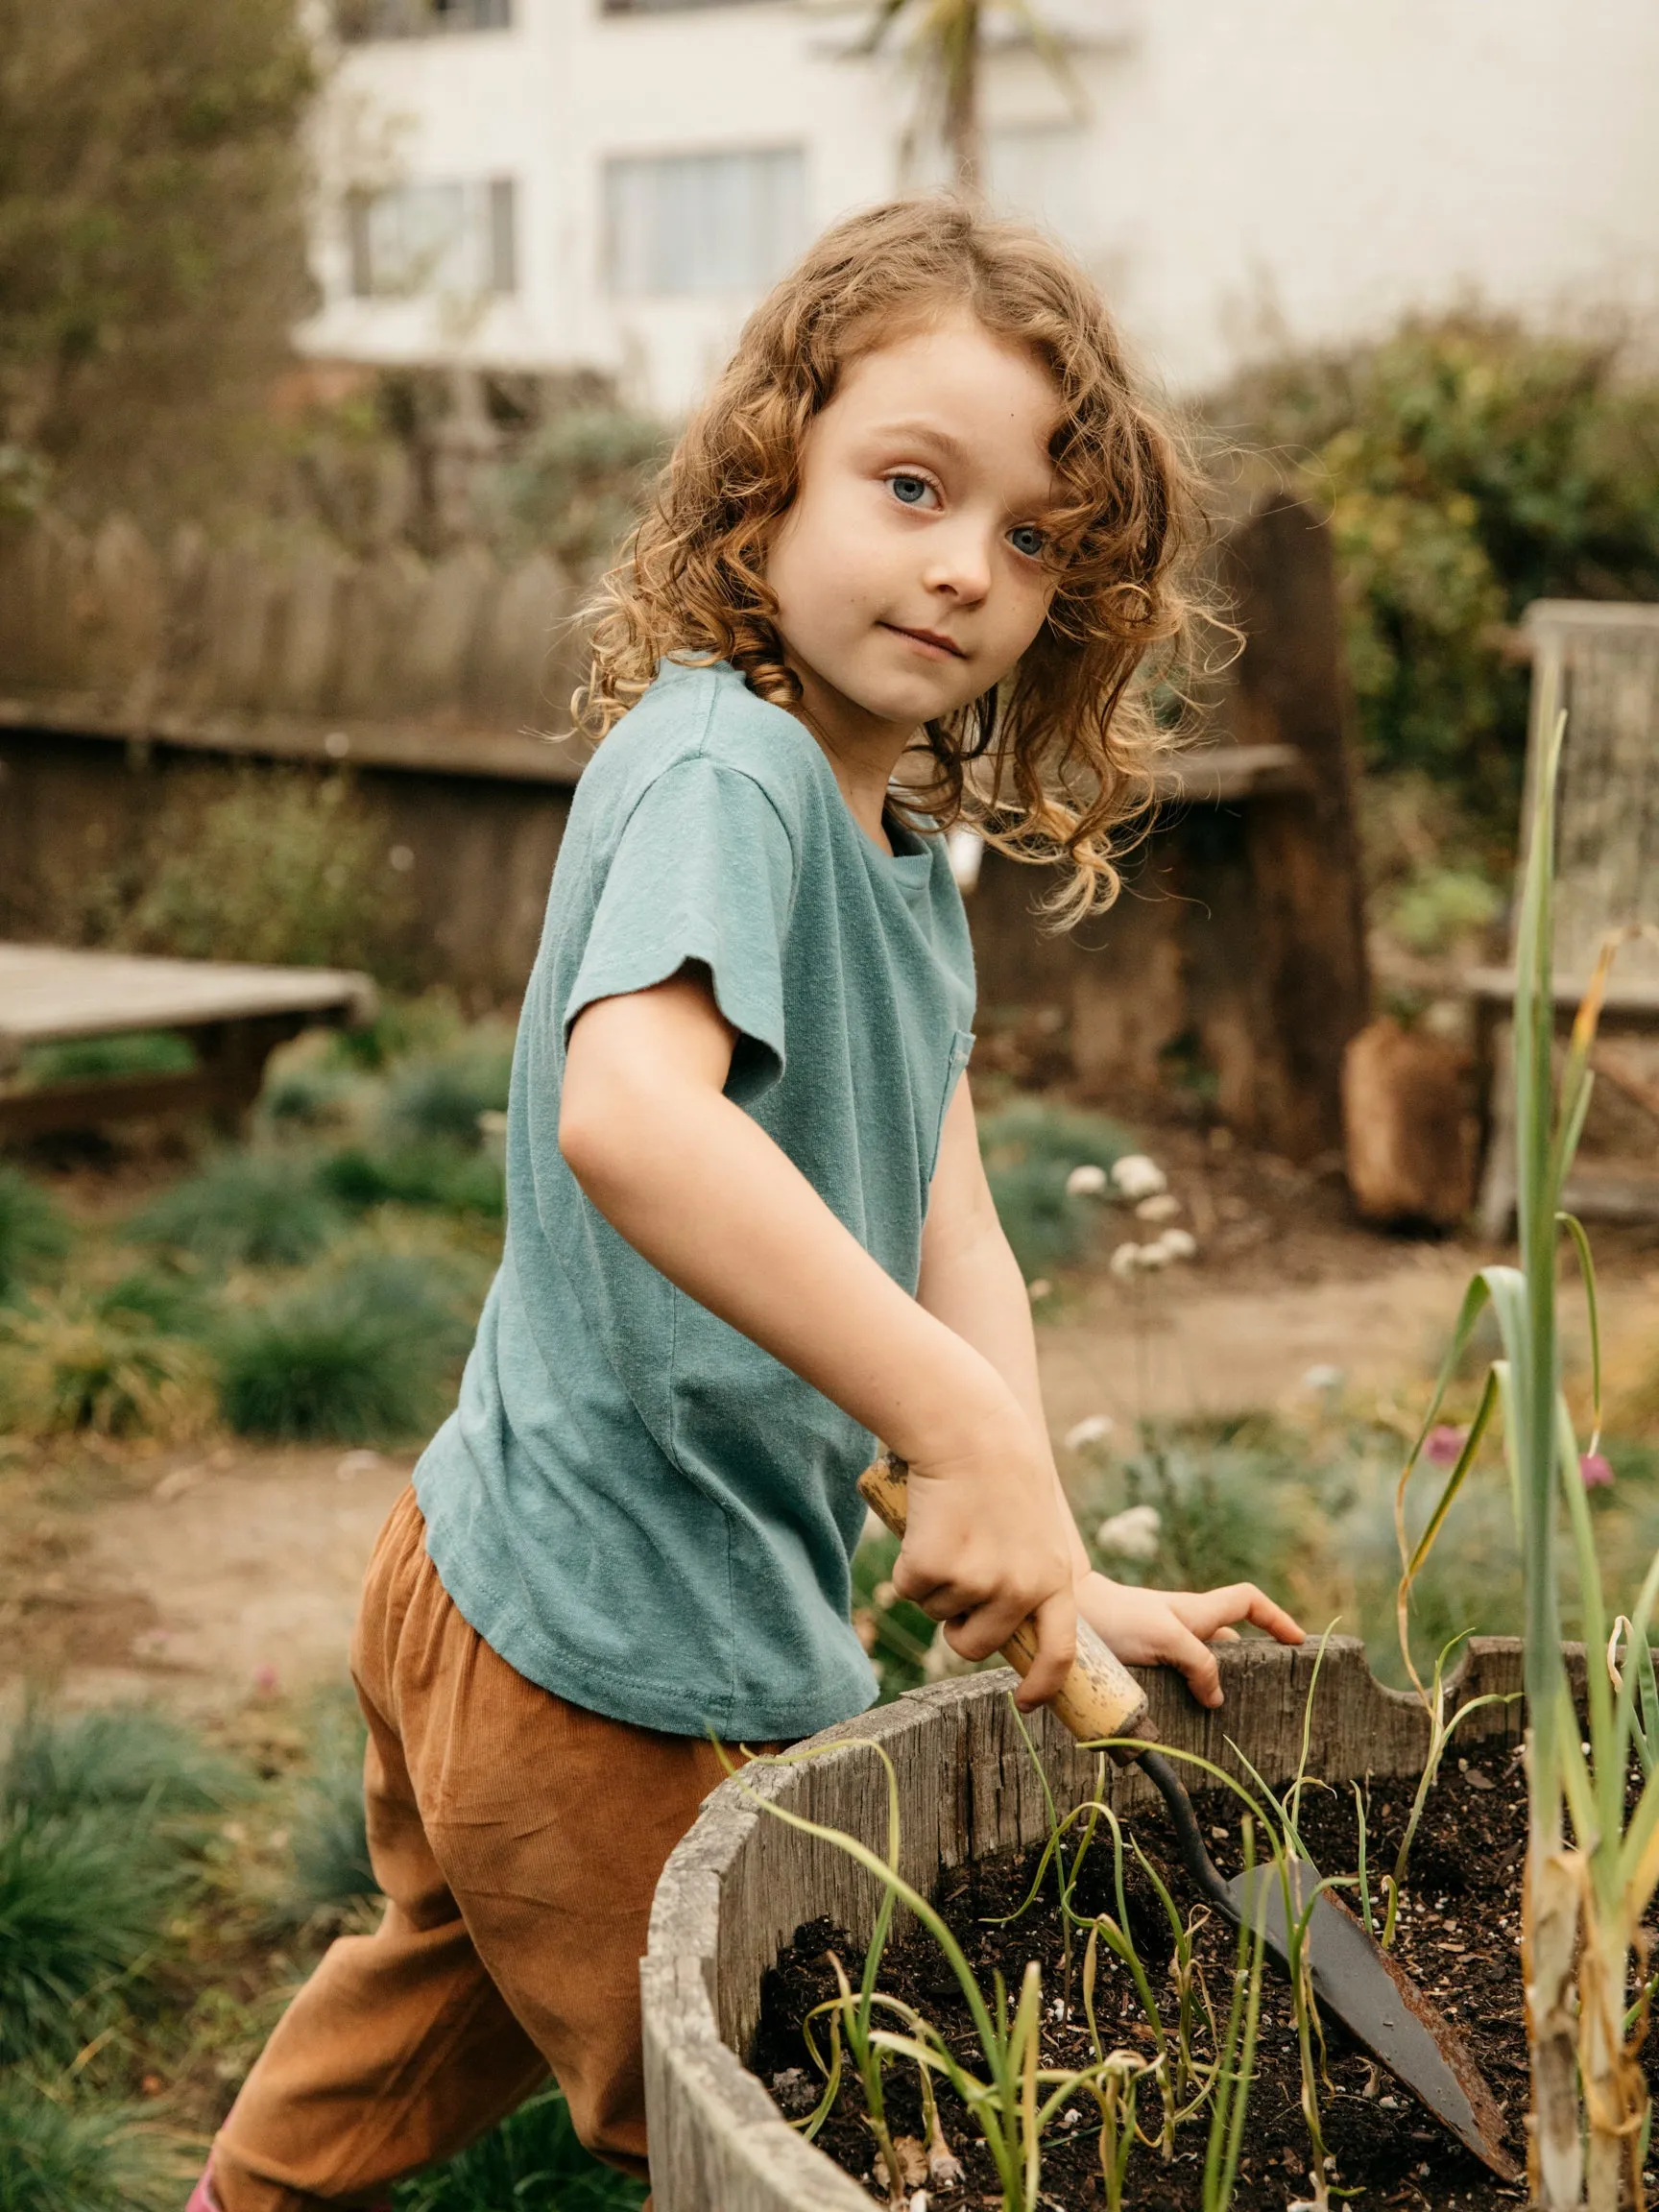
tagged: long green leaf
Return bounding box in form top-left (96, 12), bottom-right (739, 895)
top-left (1553, 1390), bottom-right (1620, 1881)
top-left (1547, 925), bottom-right (1635, 1202)
top-left (1611, 1554), bottom-right (1659, 1791)
top-left (1555, 1211), bottom-right (1603, 1450)
top-left (1395, 1368), bottom-right (1502, 1695)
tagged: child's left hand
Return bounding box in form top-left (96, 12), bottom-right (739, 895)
top-left (1077, 1571), bottom-right (1305, 1712)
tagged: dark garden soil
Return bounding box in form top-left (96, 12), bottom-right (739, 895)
top-left (754, 1748), bottom-right (1659, 2210)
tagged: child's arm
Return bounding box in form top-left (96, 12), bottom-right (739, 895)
top-left (918, 1077), bottom-right (1304, 1709)
top-left (561, 967), bottom-right (1078, 1707)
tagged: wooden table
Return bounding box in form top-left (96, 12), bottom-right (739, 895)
top-left (0, 944), bottom-right (376, 1142)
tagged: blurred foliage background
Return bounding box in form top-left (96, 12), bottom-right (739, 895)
top-left (0, 0), bottom-right (315, 521)
top-left (1214, 315), bottom-right (1659, 914)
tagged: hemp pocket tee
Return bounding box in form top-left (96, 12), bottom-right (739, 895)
top-left (415, 658), bottom-right (976, 1740)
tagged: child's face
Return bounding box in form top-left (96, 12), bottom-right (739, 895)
top-left (765, 309), bottom-right (1063, 747)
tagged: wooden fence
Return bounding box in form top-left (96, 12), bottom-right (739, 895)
top-left (0, 511), bottom-right (587, 781)
top-left (0, 496), bottom-right (1372, 1156)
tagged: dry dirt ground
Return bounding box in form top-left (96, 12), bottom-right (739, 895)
top-left (4, 1126), bottom-right (1656, 1719)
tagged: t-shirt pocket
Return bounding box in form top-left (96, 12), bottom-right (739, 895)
top-left (928, 1027), bottom-right (976, 1182)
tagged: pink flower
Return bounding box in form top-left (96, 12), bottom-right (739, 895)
top-left (1424, 1426), bottom-right (1467, 1467)
top-left (1580, 1453), bottom-right (1615, 1489)
top-left (252, 1663), bottom-right (279, 1694)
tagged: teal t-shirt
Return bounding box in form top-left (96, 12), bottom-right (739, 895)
top-left (413, 658), bottom-right (976, 1741)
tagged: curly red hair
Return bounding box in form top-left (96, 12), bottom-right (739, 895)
top-left (577, 198), bottom-right (1222, 918)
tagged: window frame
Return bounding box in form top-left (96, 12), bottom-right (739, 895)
top-left (601, 143), bottom-right (808, 300)
top-left (598, 0), bottom-right (772, 15)
top-left (344, 176), bottom-right (519, 302)
top-left (336, 0), bottom-right (514, 44)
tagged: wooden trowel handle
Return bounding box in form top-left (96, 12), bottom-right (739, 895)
top-left (857, 1454), bottom-right (1154, 1762)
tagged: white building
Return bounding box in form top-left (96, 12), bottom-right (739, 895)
top-left (300, 0), bottom-right (1659, 416)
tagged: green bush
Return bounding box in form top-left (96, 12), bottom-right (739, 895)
top-left (259, 1056), bottom-right (357, 1131)
top-left (322, 991), bottom-right (469, 1075)
top-left (1099, 1423), bottom-right (1298, 1593)
top-left (288, 1763), bottom-right (375, 1926)
top-left (132, 1150), bottom-right (344, 1269)
top-left (105, 769), bottom-right (413, 974)
top-left (1218, 315), bottom-right (1659, 824)
top-left (498, 404), bottom-right (667, 573)
top-left (394, 2085), bottom-right (645, 2212)
top-left (3, 1704), bottom-right (241, 1829)
top-left (318, 1142), bottom-right (505, 1219)
top-left (0, 1807), bottom-right (180, 2065)
top-left (0, 1167), bottom-right (67, 1304)
top-left (383, 1043), bottom-right (513, 1151)
top-left (215, 1254), bottom-right (461, 1442)
top-left (19, 1029), bottom-right (196, 1085)
top-left (276, 1694), bottom-right (377, 1927)
top-left (977, 1100), bottom-right (1128, 1283)
top-left (0, 2077), bottom-right (180, 2212)
top-left (91, 1266), bottom-right (211, 1339)
top-left (1382, 863), bottom-right (1505, 956)
top-left (0, 1291), bottom-right (208, 1437)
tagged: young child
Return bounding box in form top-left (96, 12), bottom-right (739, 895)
top-left (193, 198), bottom-right (1304, 2212)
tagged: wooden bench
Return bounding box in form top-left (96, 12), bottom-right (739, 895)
top-left (0, 945), bottom-right (376, 1142)
top-left (1474, 599), bottom-right (1659, 1235)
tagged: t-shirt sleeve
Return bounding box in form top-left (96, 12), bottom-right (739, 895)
top-left (563, 756), bottom-right (797, 1102)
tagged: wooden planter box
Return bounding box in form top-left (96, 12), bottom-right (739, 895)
top-left (641, 1635), bottom-right (1531, 2212)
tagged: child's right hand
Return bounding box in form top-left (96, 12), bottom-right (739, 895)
top-left (888, 1401), bottom-right (1078, 1710)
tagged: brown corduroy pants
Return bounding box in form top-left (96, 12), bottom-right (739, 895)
top-left (212, 1485), bottom-right (746, 2211)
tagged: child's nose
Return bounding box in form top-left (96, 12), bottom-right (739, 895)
top-left (921, 520), bottom-right (993, 602)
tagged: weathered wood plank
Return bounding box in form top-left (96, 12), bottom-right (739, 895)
top-left (0, 944), bottom-right (375, 1058)
top-left (1464, 967), bottom-right (1659, 1017)
top-left (0, 698), bottom-right (586, 785)
top-left (1473, 599), bottom-right (1659, 1233)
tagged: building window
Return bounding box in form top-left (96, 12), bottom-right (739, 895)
top-left (347, 180), bottom-right (517, 299)
top-left (601, 0), bottom-right (769, 12)
top-left (604, 149), bottom-right (806, 297)
top-left (337, 0), bottom-right (512, 39)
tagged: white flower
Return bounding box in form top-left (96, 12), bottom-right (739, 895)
top-left (1135, 1191), bottom-right (1180, 1223)
top-left (1302, 1362), bottom-right (1346, 1395)
top-left (1065, 1162), bottom-right (1108, 1197)
top-left (1136, 1239), bottom-right (1172, 1270)
top-left (1095, 1503), bottom-right (1161, 1560)
top-left (1064, 1413), bottom-right (1116, 1453)
top-left (1026, 1276), bottom-right (1052, 1302)
top-left (1108, 1241), bottom-right (1142, 1280)
top-left (1110, 1153), bottom-right (1167, 1200)
top-left (1155, 1227), bottom-right (1198, 1262)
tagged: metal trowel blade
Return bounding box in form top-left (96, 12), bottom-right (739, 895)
top-left (1233, 1859), bottom-right (1522, 2181)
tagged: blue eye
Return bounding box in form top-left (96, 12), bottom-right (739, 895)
top-left (888, 474), bottom-right (930, 506)
top-left (1009, 524), bottom-right (1046, 559)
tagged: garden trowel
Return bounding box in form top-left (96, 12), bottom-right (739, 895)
top-left (857, 1455), bottom-right (1521, 2182)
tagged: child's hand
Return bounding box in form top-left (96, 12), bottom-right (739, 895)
top-left (890, 1416), bottom-right (1078, 1710)
top-left (1077, 1572), bottom-right (1305, 1711)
